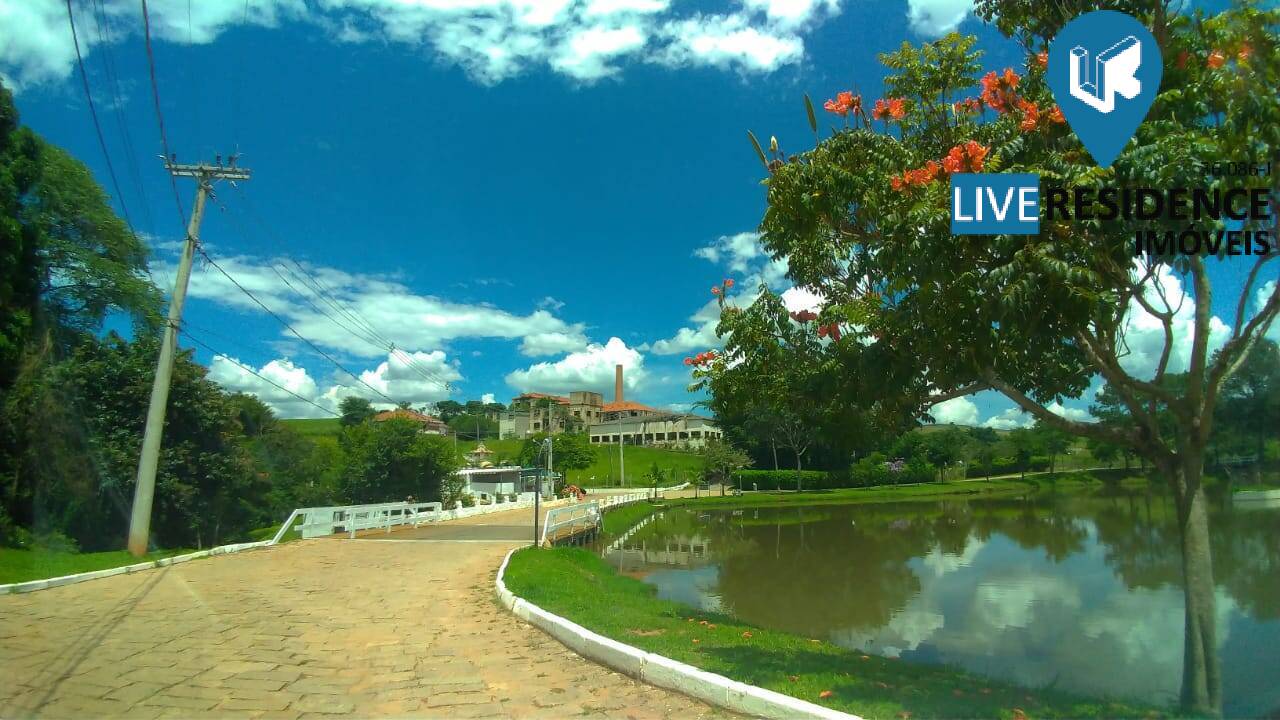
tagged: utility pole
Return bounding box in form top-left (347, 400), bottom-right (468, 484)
top-left (127, 158), bottom-right (251, 557)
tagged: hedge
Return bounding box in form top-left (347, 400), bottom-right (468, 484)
top-left (965, 455), bottom-right (1051, 478)
top-left (731, 469), bottom-right (835, 491)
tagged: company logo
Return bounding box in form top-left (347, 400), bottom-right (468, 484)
top-left (950, 173), bottom-right (1040, 235)
top-left (1047, 11), bottom-right (1162, 168)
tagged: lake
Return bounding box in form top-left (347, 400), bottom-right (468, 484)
top-left (598, 489), bottom-right (1280, 717)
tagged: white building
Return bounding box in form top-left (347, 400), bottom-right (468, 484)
top-left (588, 413), bottom-right (724, 449)
top-left (455, 466), bottom-right (554, 500)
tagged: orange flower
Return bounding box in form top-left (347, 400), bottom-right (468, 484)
top-left (871, 98), bottom-right (889, 120)
top-left (711, 286), bottom-right (721, 295)
top-left (942, 146), bottom-right (964, 174)
top-left (953, 97), bottom-right (981, 115)
top-left (683, 357), bottom-right (693, 366)
top-left (887, 98), bottom-right (906, 119)
top-left (1017, 98), bottom-right (1040, 131)
top-left (1034, 51), bottom-right (1048, 69)
top-left (890, 175), bottom-right (906, 192)
top-left (980, 69), bottom-right (1021, 113)
top-left (724, 278), bottom-right (735, 288)
top-left (819, 691), bottom-right (834, 699)
top-left (824, 91), bottom-right (861, 116)
top-left (1047, 105), bottom-right (1065, 124)
top-left (1207, 50), bottom-right (1226, 69)
top-left (964, 140), bottom-right (989, 171)
top-left (1238, 43), bottom-right (1253, 62)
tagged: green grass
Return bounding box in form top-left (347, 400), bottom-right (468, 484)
top-left (665, 478), bottom-right (1047, 511)
top-left (504, 547), bottom-right (1162, 720)
top-left (600, 500), bottom-right (662, 534)
top-left (246, 513), bottom-right (305, 543)
top-left (280, 417), bottom-right (341, 437)
top-left (0, 547), bottom-right (193, 585)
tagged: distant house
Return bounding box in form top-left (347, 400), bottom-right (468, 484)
top-left (372, 409), bottom-right (448, 435)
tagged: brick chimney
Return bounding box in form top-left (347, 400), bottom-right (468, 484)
top-left (615, 364), bottom-right (624, 403)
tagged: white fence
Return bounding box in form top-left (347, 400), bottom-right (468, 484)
top-left (272, 501), bottom-right (443, 542)
top-left (540, 491), bottom-right (653, 546)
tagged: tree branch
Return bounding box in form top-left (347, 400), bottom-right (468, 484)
top-left (923, 382), bottom-right (988, 406)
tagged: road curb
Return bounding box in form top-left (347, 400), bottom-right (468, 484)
top-left (0, 540), bottom-right (272, 595)
top-left (495, 547), bottom-right (861, 720)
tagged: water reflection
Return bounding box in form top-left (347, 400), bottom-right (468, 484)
top-left (599, 490), bottom-right (1280, 717)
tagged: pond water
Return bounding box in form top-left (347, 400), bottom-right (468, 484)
top-left (598, 489), bottom-right (1280, 717)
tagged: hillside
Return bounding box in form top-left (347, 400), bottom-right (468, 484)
top-left (279, 420), bottom-right (700, 487)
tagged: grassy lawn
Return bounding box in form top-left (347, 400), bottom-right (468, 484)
top-left (600, 500), bottom-right (663, 534)
top-left (504, 547), bottom-right (1160, 719)
top-left (0, 547), bottom-right (193, 585)
top-left (280, 417), bottom-right (341, 437)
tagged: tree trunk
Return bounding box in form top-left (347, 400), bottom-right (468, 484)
top-left (1172, 454), bottom-right (1223, 717)
top-left (771, 439), bottom-right (779, 471)
top-left (795, 452), bottom-right (802, 492)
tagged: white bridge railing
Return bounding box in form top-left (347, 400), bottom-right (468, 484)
top-left (271, 501), bottom-right (444, 543)
top-left (540, 491), bottom-right (653, 546)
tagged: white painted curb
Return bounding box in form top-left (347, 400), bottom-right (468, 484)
top-left (0, 540), bottom-right (273, 595)
top-left (495, 548), bottom-right (860, 720)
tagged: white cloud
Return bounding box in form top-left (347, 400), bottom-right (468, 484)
top-left (1046, 401), bottom-right (1091, 422)
top-left (1, 0), bottom-right (831, 90)
top-left (653, 231), bottom-right (792, 355)
top-left (207, 348), bottom-right (457, 418)
top-left (519, 330), bottom-right (590, 356)
top-left (780, 285), bottom-right (824, 313)
top-left (1117, 263), bottom-right (1231, 380)
top-left (481, 392), bottom-right (496, 404)
top-left (660, 14), bottom-right (804, 72)
top-left (982, 407), bottom-right (1031, 430)
top-left (1254, 280), bottom-right (1278, 341)
top-left (931, 396), bottom-right (978, 426)
top-left (505, 337), bottom-right (646, 396)
top-left (905, 0), bottom-right (971, 36)
top-left (154, 253), bottom-right (590, 360)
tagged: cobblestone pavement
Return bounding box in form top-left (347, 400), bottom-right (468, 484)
top-left (0, 508), bottom-right (732, 719)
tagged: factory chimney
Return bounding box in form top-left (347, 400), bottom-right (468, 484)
top-left (615, 364), bottom-right (624, 404)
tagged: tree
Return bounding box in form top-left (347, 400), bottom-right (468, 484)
top-left (1215, 339), bottom-right (1279, 462)
top-left (339, 396), bottom-right (375, 427)
top-left (1006, 428), bottom-right (1038, 480)
top-left (700, 440), bottom-right (752, 496)
top-left (1032, 421), bottom-right (1072, 475)
top-left (446, 412), bottom-right (497, 439)
top-left (517, 432), bottom-right (594, 485)
top-left (434, 400), bottom-right (464, 421)
top-left (732, 8), bottom-right (1279, 711)
top-left (921, 427), bottom-right (966, 481)
top-left (229, 393), bottom-right (277, 438)
top-left (339, 419), bottom-right (458, 503)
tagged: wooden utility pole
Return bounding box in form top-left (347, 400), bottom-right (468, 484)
top-left (127, 159), bottom-right (251, 556)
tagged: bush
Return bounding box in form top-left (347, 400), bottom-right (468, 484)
top-left (848, 457), bottom-right (936, 487)
top-left (965, 455), bottom-right (1051, 478)
top-left (731, 469), bottom-right (831, 491)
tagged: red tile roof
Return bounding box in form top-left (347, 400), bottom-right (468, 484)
top-left (602, 400), bottom-right (661, 413)
top-left (372, 409), bottom-right (446, 425)
top-left (517, 392), bottom-right (570, 405)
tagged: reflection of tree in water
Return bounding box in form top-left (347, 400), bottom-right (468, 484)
top-left (610, 492), bottom-right (1279, 640)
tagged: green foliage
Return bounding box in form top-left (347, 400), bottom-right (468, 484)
top-left (338, 418), bottom-right (459, 503)
top-left (699, 439), bottom-right (753, 487)
top-left (338, 396), bottom-right (375, 427)
top-left (732, 469), bottom-right (832, 491)
top-left (446, 412), bottom-right (497, 438)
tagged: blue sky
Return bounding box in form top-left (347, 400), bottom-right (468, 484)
top-left (2, 0), bottom-right (1273, 425)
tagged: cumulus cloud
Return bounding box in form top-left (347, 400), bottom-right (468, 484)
top-left (1118, 263), bottom-right (1231, 380)
top-left (982, 407), bottom-right (1031, 430)
top-left (1255, 280), bottom-right (1278, 341)
top-left (931, 396), bottom-right (979, 426)
top-left (1, 0), bottom-right (838, 90)
top-left (652, 231), bottom-right (791, 356)
top-left (505, 337), bottom-right (646, 396)
top-left (207, 348), bottom-right (458, 418)
top-left (481, 392), bottom-right (496, 404)
top-left (905, 0), bottom-right (972, 36)
top-left (154, 252), bottom-right (589, 360)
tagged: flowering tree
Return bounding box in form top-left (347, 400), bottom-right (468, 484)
top-left (715, 5), bottom-right (1278, 715)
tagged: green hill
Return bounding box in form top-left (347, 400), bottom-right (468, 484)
top-left (278, 420), bottom-right (700, 487)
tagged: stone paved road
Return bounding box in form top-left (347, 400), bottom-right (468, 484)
top-left (0, 506), bottom-right (732, 719)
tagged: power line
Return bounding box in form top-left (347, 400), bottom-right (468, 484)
top-left (89, 0), bottom-right (155, 239)
top-left (196, 247), bottom-right (399, 405)
top-left (65, 0), bottom-right (136, 238)
top-left (224, 188), bottom-right (453, 389)
top-left (139, 0), bottom-right (187, 227)
top-left (180, 328), bottom-right (340, 418)
top-left (208, 195), bottom-right (451, 389)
